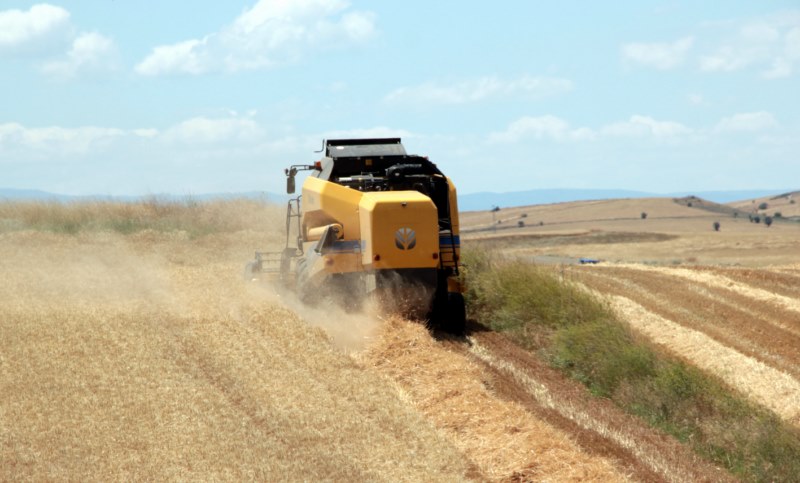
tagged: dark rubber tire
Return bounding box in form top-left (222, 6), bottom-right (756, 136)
top-left (243, 262), bottom-right (260, 280)
top-left (295, 258), bottom-right (315, 304)
top-left (443, 292), bottom-right (466, 335)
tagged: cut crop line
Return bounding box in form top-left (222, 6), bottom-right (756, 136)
top-left (607, 294), bottom-right (800, 427)
top-left (619, 264), bottom-right (800, 314)
top-left (586, 272), bottom-right (800, 377)
top-left (685, 279), bottom-right (800, 339)
top-left (469, 340), bottom-right (697, 483)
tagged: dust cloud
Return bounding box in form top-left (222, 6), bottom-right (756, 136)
top-left (246, 280), bottom-right (385, 353)
top-left (1, 225), bottom-right (471, 481)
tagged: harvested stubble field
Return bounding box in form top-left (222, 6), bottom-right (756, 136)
top-left (3, 197), bottom-right (799, 481)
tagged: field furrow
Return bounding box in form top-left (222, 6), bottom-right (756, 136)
top-left (623, 264), bottom-right (800, 315)
top-left (698, 266), bottom-right (800, 300)
top-left (604, 295), bottom-right (800, 427)
top-left (573, 266), bottom-right (800, 380)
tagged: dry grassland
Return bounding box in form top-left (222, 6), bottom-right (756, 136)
top-left (461, 198), bottom-right (710, 229)
top-left (0, 202), bottom-right (472, 481)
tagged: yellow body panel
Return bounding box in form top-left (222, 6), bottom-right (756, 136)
top-left (359, 191), bottom-right (438, 270)
top-left (300, 178), bottom-right (440, 279)
top-left (302, 176), bottom-right (363, 240)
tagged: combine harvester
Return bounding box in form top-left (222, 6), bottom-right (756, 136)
top-left (248, 138), bottom-right (466, 334)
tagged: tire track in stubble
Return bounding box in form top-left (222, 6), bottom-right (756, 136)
top-left (461, 329), bottom-right (734, 483)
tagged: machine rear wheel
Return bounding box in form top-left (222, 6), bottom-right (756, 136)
top-left (295, 257), bottom-right (315, 304)
top-left (243, 261), bottom-right (260, 280)
top-left (435, 292), bottom-right (465, 335)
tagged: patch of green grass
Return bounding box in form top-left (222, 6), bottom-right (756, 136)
top-left (464, 250), bottom-right (611, 346)
top-left (462, 247), bottom-right (800, 482)
top-left (552, 321), bottom-right (656, 397)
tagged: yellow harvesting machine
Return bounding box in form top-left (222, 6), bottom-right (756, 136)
top-left (249, 138), bottom-right (465, 334)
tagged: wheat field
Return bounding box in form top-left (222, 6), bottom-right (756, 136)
top-left (0, 201), bottom-right (473, 481)
top-left (1, 200), bottom-right (644, 482)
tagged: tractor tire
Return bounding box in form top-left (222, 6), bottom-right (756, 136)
top-left (294, 257), bottom-right (314, 304)
top-left (243, 261), bottom-right (260, 281)
top-left (443, 292), bottom-right (466, 335)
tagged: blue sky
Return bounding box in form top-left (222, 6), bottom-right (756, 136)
top-left (1, 1), bottom-right (799, 196)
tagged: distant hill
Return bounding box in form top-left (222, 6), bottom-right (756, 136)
top-left (457, 189), bottom-right (793, 212)
top-left (0, 188), bottom-right (74, 201)
top-left (728, 190), bottom-right (800, 220)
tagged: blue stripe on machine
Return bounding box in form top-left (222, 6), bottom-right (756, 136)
top-left (328, 240), bottom-right (362, 252)
top-left (439, 234), bottom-right (460, 245)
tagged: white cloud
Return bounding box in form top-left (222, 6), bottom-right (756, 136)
top-left (133, 128), bottom-right (159, 138)
top-left (135, 39), bottom-right (209, 77)
top-left (163, 116), bottom-right (264, 144)
top-left (136, 0), bottom-right (376, 76)
top-left (491, 114), bottom-right (694, 144)
top-left (385, 76), bottom-right (573, 106)
top-left (699, 45), bottom-right (755, 72)
top-left (622, 36), bottom-right (694, 70)
top-left (0, 115), bottom-right (268, 158)
top-left (762, 57), bottom-right (792, 79)
top-left (489, 115), bottom-right (594, 143)
top-left (760, 26), bottom-right (800, 78)
top-left (741, 22), bottom-right (780, 43)
top-left (787, 27), bottom-right (800, 59)
top-left (602, 115), bottom-right (691, 138)
top-left (688, 93), bottom-right (706, 105)
top-left (699, 11), bottom-right (800, 78)
top-left (0, 4), bottom-right (118, 80)
top-left (40, 32), bottom-right (117, 79)
top-left (621, 11), bottom-right (800, 78)
top-left (0, 122), bottom-right (123, 156)
top-left (0, 4), bottom-right (70, 52)
top-left (715, 111), bottom-right (778, 132)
